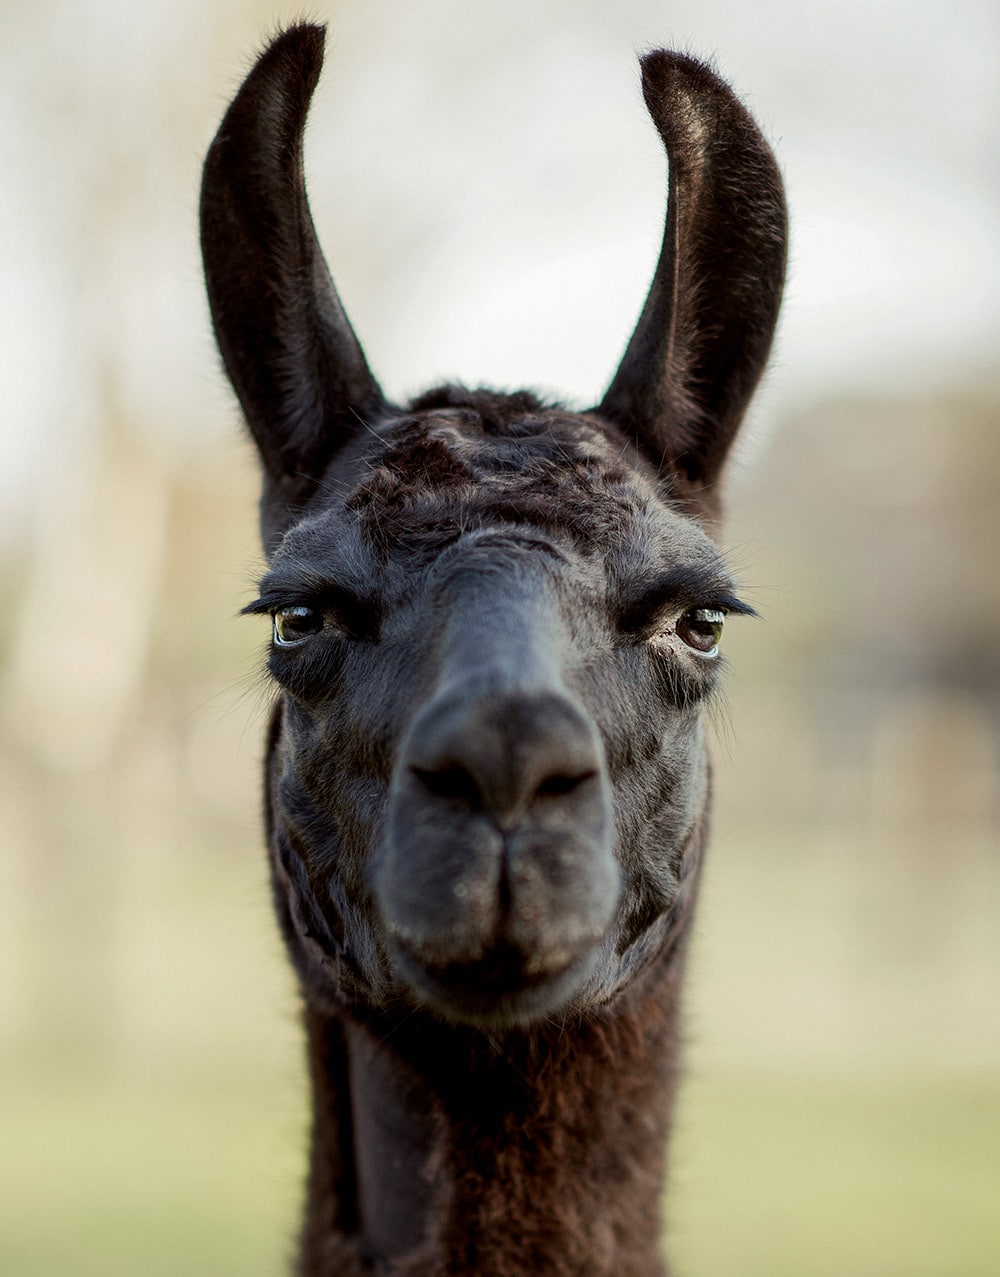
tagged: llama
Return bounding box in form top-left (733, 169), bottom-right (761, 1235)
top-left (201, 24), bottom-right (785, 1276)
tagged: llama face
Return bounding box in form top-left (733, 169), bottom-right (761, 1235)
top-left (245, 394), bottom-right (747, 1026)
top-left (201, 26), bottom-right (785, 1029)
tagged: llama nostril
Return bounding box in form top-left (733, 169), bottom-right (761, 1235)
top-left (413, 762), bottom-right (598, 817)
top-left (411, 765), bottom-right (482, 806)
top-left (401, 686), bottom-right (607, 829)
top-left (533, 769), bottom-right (597, 801)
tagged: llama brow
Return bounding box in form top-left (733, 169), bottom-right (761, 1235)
top-left (620, 566), bottom-right (757, 632)
top-left (242, 578), bottom-right (377, 622)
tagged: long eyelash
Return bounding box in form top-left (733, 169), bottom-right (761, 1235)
top-left (240, 597), bottom-right (280, 617)
top-left (703, 594), bottom-right (758, 619)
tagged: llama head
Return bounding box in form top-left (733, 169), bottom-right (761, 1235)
top-left (201, 25), bottom-right (785, 1028)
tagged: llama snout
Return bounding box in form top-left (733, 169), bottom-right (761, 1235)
top-left (372, 684), bottom-right (620, 1024)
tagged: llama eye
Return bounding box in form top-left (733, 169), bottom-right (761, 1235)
top-left (676, 608), bottom-right (725, 656)
top-left (273, 606), bottom-right (323, 646)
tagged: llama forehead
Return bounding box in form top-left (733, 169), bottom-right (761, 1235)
top-left (340, 400), bottom-right (670, 556)
top-left (274, 400), bottom-right (727, 594)
top-left (358, 404), bottom-right (643, 491)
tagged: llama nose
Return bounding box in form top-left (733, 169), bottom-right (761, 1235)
top-left (404, 686), bottom-right (603, 829)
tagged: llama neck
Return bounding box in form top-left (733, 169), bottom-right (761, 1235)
top-left (296, 947), bottom-right (688, 1277)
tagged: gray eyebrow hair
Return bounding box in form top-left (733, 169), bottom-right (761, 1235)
top-left (619, 564), bottom-right (756, 633)
top-left (241, 565), bottom-right (375, 616)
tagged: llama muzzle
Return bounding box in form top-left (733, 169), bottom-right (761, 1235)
top-left (375, 678), bottom-right (619, 1025)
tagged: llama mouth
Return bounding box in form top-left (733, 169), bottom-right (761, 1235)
top-left (389, 937), bottom-right (599, 1028)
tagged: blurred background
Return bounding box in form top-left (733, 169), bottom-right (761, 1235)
top-left (2, 1), bottom-right (998, 1273)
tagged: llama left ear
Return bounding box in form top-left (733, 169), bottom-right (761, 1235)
top-left (599, 52), bottom-right (787, 513)
top-left (200, 24), bottom-right (388, 547)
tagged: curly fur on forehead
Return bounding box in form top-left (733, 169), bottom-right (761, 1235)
top-left (346, 386), bottom-right (654, 554)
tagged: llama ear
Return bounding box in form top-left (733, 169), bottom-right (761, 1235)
top-left (200, 24), bottom-right (387, 530)
top-left (599, 52), bottom-right (787, 510)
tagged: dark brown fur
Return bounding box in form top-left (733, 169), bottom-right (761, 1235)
top-left (201, 25), bottom-right (785, 1275)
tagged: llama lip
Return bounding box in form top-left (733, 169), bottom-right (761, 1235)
top-left (388, 936), bottom-right (599, 1026)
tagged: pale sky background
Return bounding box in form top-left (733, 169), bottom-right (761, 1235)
top-left (1, 0), bottom-right (998, 530)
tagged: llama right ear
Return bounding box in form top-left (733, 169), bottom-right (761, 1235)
top-left (599, 52), bottom-right (787, 518)
top-left (200, 24), bottom-right (387, 541)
